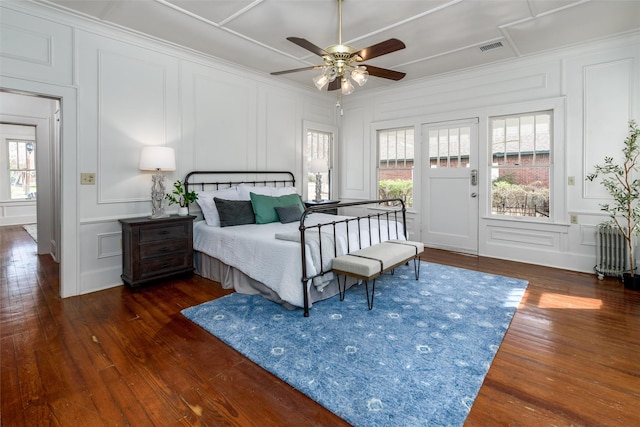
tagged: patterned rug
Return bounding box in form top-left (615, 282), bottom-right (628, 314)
top-left (182, 262), bottom-right (528, 426)
top-left (23, 223), bottom-right (37, 242)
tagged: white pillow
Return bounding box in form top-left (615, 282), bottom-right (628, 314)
top-left (271, 186), bottom-right (298, 196)
top-left (196, 187), bottom-right (239, 227)
top-left (237, 184), bottom-right (273, 200)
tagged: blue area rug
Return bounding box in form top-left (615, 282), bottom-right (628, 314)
top-left (182, 262), bottom-right (528, 426)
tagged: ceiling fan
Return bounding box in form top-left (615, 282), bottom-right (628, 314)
top-left (271, 0), bottom-right (406, 95)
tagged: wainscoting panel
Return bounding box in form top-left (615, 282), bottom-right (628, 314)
top-left (97, 49), bottom-right (180, 204)
top-left (0, 5), bottom-right (73, 85)
top-left (188, 68), bottom-right (257, 171)
top-left (583, 58), bottom-right (634, 200)
top-left (262, 91), bottom-right (299, 172)
top-left (340, 107), bottom-right (369, 198)
top-left (488, 225), bottom-right (557, 248)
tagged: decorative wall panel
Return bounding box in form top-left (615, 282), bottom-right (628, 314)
top-left (98, 50), bottom-right (174, 203)
top-left (0, 6), bottom-right (73, 85)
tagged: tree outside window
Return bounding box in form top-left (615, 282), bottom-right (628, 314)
top-left (490, 111), bottom-right (551, 218)
top-left (378, 127), bottom-right (414, 207)
top-left (9, 140), bottom-right (37, 200)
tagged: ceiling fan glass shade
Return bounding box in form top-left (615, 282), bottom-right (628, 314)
top-left (313, 73), bottom-right (329, 90)
top-left (351, 67), bottom-right (369, 86)
top-left (341, 77), bottom-right (354, 95)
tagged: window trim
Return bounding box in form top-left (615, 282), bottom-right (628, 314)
top-left (371, 119), bottom-right (420, 212)
top-left (482, 97), bottom-right (566, 223)
top-left (303, 120), bottom-right (337, 201)
top-left (7, 138), bottom-right (37, 201)
top-left (376, 125), bottom-right (416, 209)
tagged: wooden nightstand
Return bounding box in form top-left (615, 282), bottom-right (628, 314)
top-left (304, 200), bottom-right (340, 215)
top-left (119, 215), bottom-right (195, 288)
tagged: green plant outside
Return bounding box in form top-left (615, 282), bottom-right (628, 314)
top-left (491, 180), bottom-right (549, 217)
top-left (379, 179), bottom-right (413, 207)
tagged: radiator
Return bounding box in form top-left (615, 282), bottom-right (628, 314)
top-left (595, 224), bottom-right (631, 279)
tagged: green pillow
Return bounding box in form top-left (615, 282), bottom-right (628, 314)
top-left (250, 192), bottom-right (305, 224)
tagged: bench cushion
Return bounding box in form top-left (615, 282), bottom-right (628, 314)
top-left (332, 240), bottom-right (423, 279)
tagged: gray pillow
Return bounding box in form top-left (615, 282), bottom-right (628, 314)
top-left (275, 204), bottom-right (303, 224)
top-left (214, 198), bottom-right (255, 227)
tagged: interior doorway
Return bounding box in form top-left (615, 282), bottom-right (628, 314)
top-left (0, 91), bottom-right (60, 259)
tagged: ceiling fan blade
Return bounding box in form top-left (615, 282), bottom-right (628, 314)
top-left (287, 37), bottom-right (329, 57)
top-left (271, 66), bottom-right (323, 76)
top-left (353, 38), bottom-right (406, 61)
top-left (327, 79), bottom-right (341, 91)
top-left (362, 65), bottom-right (406, 81)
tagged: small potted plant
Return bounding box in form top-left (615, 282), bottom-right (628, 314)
top-left (586, 120), bottom-right (640, 290)
top-left (165, 179), bottom-right (198, 216)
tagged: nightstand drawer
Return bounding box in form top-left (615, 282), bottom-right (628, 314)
top-left (139, 254), bottom-right (191, 278)
top-left (139, 223), bottom-right (190, 243)
top-left (140, 239), bottom-right (190, 260)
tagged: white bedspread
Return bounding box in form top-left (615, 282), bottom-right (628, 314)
top-left (193, 213), bottom-right (405, 308)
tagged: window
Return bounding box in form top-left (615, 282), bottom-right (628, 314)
top-left (378, 127), bottom-right (414, 207)
top-left (8, 140), bottom-right (37, 200)
top-left (307, 129), bottom-right (332, 201)
top-left (490, 111), bottom-right (551, 218)
top-left (428, 126), bottom-right (471, 168)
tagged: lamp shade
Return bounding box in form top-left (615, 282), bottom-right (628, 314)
top-left (308, 158), bottom-right (328, 173)
top-left (139, 146), bottom-right (176, 171)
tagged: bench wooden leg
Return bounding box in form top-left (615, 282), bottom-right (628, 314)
top-left (365, 279), bottom-right (376, 310)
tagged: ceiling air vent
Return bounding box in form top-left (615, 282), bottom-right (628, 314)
top-left (479, 41), bottom-right (504, 52)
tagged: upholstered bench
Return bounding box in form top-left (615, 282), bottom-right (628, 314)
top-left (332, 240), bottom-right (424, 309)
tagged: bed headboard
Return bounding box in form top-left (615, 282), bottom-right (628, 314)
top-left (183, 171), bottom-right (297, 219)
top-left (184, 170), bottom-right (296, 193)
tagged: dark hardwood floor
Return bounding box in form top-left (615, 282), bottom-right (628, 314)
top-left (2, 224), bottom-right (639, 426)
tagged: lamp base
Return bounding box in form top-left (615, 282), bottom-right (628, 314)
top-left (314, 173), bottom-right (323, 202)
top-left (149, 212), bottom-right (169, 219)
top-left (150, 173), bottom-right (168, 219)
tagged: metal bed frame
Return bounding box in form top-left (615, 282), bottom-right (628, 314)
top-left (183, 171), bottom-right (408, 317)
top-left (299, 199), bottom-right (407, 316)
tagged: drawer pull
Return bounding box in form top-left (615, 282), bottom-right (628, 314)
top-left (160, 230), bottom-right (170, 235)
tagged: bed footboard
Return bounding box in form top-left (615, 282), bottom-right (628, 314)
top-left (299, 198), bottom-right (408, 317)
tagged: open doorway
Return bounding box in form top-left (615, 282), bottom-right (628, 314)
top-left (0, 92), bottom-right (60, 259)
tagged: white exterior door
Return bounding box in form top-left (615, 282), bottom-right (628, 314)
top-left (421, 119), bottom-right (479, 254)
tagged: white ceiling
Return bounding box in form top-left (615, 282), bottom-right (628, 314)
top-left (38, 0), bottom-right (640, 92)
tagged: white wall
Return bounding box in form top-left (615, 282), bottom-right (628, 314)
top-left (1, 0), bottom-right (336, 296)
top-left (338, 33), bottom-right (640, 274)
top-left (2, 0), bottom-right (638, 295)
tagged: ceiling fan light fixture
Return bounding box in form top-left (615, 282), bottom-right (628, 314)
top-left (351, 67), bottom-right (369, 86)
top-left (313, 73), bottom-right (329, 90)
top-left (326, 66), bottom-right (338, 82)
top-left (341, 77), bottom-right (354, 95)
top-left (272, 0), bottom-right (406, 94)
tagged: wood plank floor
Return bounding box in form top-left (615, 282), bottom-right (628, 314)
top-left (2, 224), bottom-right (639, 426)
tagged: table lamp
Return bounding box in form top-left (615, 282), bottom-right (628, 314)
top-left (139, 146), bottom-right (176, 218)
top-left (308, 158), bottom-right (328, 202)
